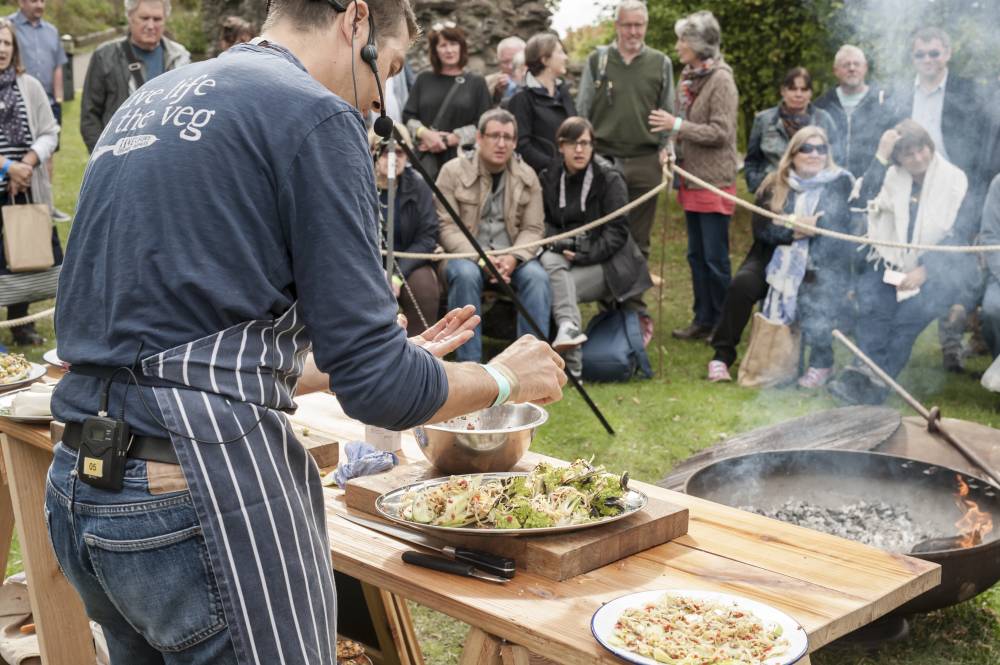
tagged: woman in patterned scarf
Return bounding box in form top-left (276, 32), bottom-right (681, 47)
top-left (0, 18), bottom-right (60, 347)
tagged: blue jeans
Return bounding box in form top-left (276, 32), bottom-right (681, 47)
top-left (983, 279), bottom-right (1000, 359)
top-left (45, 443), bottom-right (238, 665)
top-left (446, 258), bottom-right (551, 362)
top-left (685, 211), bottom-right (732, 327)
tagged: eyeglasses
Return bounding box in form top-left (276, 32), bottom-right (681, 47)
top-left (483, 131), bottom-right (515, 144)
top-left (561, 139), bottom-right (593, 150)
top-left (431, 20), bottom-right (457, 33)
top-left (913, 49), bottom-right (942, 60)
top-left (797, 143), bottom-right (829, 155)
top-left (617, 21), bottom-right (647, 30)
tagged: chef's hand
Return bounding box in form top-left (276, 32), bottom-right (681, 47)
top-left (489, 335), bottom-right (566, 406)
top-left (6, 161), bottom-right (32, 196)
top-left (648, 108), bottom-right (676, 133)
top-left (899, 265), bottom-right (928, 291)
top-left (410, 305), bottom-right (480, 358)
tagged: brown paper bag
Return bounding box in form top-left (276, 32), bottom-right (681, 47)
top-left (737, 312), bottom-right (801, 388)
top-left (2, 196), bottom-right (54, 273)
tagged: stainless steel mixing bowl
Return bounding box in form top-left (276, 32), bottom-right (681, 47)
top-left (413, 403), bottom-right (548, 474)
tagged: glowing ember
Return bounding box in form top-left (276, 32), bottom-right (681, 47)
top-left (954, 475), bottom-right (994, 548)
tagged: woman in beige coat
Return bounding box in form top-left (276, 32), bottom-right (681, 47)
top-left (0, 17), bottom-right (60, 347)
top-left (648, 10), bottom-right (739, 342)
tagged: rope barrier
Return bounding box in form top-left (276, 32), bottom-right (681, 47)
top-left (0, 307), bottom-right (54, 329)
top-left (387, 161), bottom-right (1000, 261)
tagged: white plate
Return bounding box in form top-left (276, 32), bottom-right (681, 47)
top-left (43, 348), bottom-right (68, 369)
top-left (0, 362), bottom-right (47, 392)
top-left (0, 389), bottom-right (52, 423)
top-left (591, 589), bottom-right (809, 665)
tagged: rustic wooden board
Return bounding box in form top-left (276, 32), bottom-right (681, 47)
top-left (345, 459), bottom-right (689, 581)
top-left (659, 406), bottom-right (902, 491)
top-left (877, 416), bottom-right (1000, 483)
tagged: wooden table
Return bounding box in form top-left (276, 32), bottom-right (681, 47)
top-left (290, 393), bottom-right (943, 665)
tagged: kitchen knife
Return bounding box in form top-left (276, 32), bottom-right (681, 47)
top-left (340, 512), bottom-right (516, 578)
top-left (401, 551), bottom-right (510, 583)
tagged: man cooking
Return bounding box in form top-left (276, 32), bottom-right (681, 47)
top-left (46, 1), bottom-right (566, 663)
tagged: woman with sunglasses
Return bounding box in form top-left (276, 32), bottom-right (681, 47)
top-left (403, 22), bottom-right (490, 182)
top-left (369, 124), bottom-right (440, 337)
top-left (507, 32), bottom-right (575, 174)
top-left (709, 126), bottom-right (853, 387)
top-left (744, 66), bottom-right (841, 195)
top-left (538, 117), bottom-right (652, 378)
top-left (648, 10), bottom-right (738, 343)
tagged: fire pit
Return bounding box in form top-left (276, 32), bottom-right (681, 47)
top-left (685, 449), bottom-right (1000, 614)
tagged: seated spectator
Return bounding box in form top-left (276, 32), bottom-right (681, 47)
top-left (828, 120), bottom-right (980, 404)
top-left (80, 0), bottom-right (190, 153)
top-left (744, 66), bottom-right (840, 193)
top-left (486, 36), bottom-right (526, 105)
top-left (404, 22), bottom-right (491, 182)
top-left (709, 126), bottom-right (853, 386)
top-left (539, 117), bottom-right (652, 377)
top-left (218, 16), bottom-right (254, 53)
top-left (370, 125), bottom-right (440, 338)
top-left (815, 45), bottom-right (898, 178)
top-left (507, 32), bottom-right (575, 174)
top-left (437, 109), bottom-right (550, 362)
top-left (0, 18), bottom-right (61, 345)
top-left (976, 173), bottom-right (1000, 359)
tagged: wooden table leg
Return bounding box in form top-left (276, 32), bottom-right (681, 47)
top-left (0, 450), bottom-right (17, 576)
top-left (459, 628), bottom-right (502, 665)
top-left (360, 582), bottom-right (428, 665)
top-left (1, 433), bottom-right (95, 665)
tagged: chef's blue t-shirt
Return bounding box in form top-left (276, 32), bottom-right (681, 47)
top-left (53, 42), bottom-right (449, 435)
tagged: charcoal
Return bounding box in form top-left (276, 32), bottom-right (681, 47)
top-left (740, 499), bottom-right (933, 553)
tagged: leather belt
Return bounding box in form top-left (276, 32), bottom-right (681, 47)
top-left (62, 422), bottom-right (179, 465)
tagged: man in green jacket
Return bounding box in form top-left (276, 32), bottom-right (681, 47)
top-left (576, 0), bottom-right (673, 262)
top-left (80, 0), bottom-right (190, 152)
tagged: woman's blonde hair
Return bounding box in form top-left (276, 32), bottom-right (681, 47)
top-left (760, 125), bottom-right (836, 213)
top-left (0, 20), bottom-right (24, 75)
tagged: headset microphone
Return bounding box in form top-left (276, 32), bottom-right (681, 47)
top-left (360, 13), bottom-right (393, 138)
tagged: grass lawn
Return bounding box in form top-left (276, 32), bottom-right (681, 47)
top-left (4, 99), bottom-right (999, 664)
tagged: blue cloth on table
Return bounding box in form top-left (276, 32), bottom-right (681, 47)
top-left (333, 440), bottom-right (398, 488)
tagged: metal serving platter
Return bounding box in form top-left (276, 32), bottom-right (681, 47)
top-left (0, 386), bottom-right (52, 423)
top-left (375, 471), bottom-right (648, 537)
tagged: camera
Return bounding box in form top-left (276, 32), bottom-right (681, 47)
top-left (547, 238), bottom-right (577, 253)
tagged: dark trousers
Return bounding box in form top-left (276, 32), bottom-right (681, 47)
top-left (711, 258), bottom-right (767, 366)
top-left (855, 266), bottom-right (944, 378)
top-left (398, 264), bottom-right (440, 337)
top-left (685, 211), bottom-right (732, 328)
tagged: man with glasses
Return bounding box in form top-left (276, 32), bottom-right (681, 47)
top-left (437, 108), bottom-right (551, 362)
top-left (576, 0), bottom-right (673, 263)
top-left (891, 26), bottom-right (988, 373)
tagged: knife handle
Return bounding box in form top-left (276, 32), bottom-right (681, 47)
top-left (402, 551), bottom-right (477, 577)
top-left (451, 548), bottom-right (516, 579)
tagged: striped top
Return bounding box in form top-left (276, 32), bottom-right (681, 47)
top-left (0, 87), bottom-right (32, 196)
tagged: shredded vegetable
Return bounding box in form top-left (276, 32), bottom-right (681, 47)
top-left (609, 594), bottom-right (789, 665)
top-left (0, 353), bottom-right (31, 385)
top-left (400, 459), bottom-right (627, 529)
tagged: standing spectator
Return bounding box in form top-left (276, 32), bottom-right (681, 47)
top-left (648, 10), bottom-right (738, 341)
top-left (486, 36), bottom-right (526, 105)
top-left (539, 117), bottom-right (652, 377)
top-left (80, 0), bottom-right (190, 153)
top-left (369, 125), bottom-right (440, 338)
top-left (403, 22), bottom-right (491, 182)
top-left (828, 121), bottom-right (979, 405)
top-left (815, 45), bottom-right (898, 178)
top-left (0, 18), bottom-right (60, 345)
top-left (217, 15), bottom-right (254, 53)
top-left (744, 67), bottom-right (839, 194)
top-left (507, 32), bottom-right (575, 174)
top-left (576, 0), bottom-right (674, 261)
top-left (980, 173), bottom-right (1000, 360)
top-left (8, 0), bottom-right (69, 221)
top-left (437, 109), bottom-right (550, 363)
top-left (708, 127), bottom-right (853, 385)
top-left (891, 26), bottom-right (987, 372)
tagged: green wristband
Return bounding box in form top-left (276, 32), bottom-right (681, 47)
top-left (481, 364), bottom-right (511, 407)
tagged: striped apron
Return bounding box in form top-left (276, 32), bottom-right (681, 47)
top-left (142, 302), bottom-right (337, 665)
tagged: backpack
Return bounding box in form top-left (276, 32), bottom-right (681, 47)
top-left (581, 309), bottom-right (654, 382)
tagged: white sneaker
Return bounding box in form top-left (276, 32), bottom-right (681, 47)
top-left (52, 208), bottom-right (72, 222)
top-left (552, 321), bottom-right (587, 352)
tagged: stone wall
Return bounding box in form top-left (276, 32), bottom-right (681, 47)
top-left (201, 0), bottom-right (552, 71)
